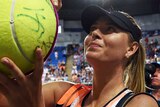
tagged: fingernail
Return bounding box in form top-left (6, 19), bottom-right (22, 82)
top-left (36, 48), bottom-right (43, 56)
top-left (1, 58), bottom-right (9, 64)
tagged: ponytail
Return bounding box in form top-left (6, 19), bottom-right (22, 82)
top-left (124, 43), bottom-right (146, 94)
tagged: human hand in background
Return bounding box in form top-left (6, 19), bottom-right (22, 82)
top-left (0, 48), bottom-right (44, 107)
top-left (51, 0), bottom-right (62, 11)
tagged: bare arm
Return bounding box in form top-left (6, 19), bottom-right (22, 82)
top-left (42, 81), bottom-right (74, 107)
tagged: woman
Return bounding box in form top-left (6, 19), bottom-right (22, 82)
top-left (0, 3), bottom-right (158, 107)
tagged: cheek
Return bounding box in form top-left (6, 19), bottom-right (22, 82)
top-left (84, 36), bottom-right (90, 49)
top-left (104, 38), bottom-right (127, 51)
top-left (103, 37), bottom-right (128, 58)
top-left (154, 69), bottom-right (160, 76)
top-left (157, 73), bottom-right (160, 77)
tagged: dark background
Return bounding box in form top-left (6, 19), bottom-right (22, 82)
top-left (58, 0), bottom-right (160, 20)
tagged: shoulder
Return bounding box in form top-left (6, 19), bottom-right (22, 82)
top-left (42, 81), bottom-right (75, 107)
top-left (43, 81), bottom-right (75, 91)
top-left (126, 93), bottom-right (159, 107)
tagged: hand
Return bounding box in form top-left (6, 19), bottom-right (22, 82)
top-left (51, 0), bottom-right (62, 11)
top-left (0, 48), bottom-right (44, 107)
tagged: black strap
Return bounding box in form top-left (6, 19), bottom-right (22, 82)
top-left (116, 92), bottom-right (134, 107)
top-left (116, 92), bottom-right (159, 107)
top-left (103, 88), bottom-right (129, 107)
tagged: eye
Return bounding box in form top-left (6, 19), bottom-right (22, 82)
top-left (107, 26), bottom-right (115, 32)
top-left (90, 25), bottom-right (97, 32)
top-left (88, 25), bottom-right (97, 36)
top-left (102, 25), bottom-right (117, 34)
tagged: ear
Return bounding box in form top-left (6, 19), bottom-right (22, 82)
top-left (125, 42), bottom-right (139, 58)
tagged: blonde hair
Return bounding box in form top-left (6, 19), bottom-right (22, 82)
top-left (122, 12), bottom-right (146, 94)
top-left (124, 44), bottom-right (146, 94)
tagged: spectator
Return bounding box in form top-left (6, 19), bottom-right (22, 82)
top-left (44, 73), bottom-right (51, 83)
top-left (54, 50), bottom-right (58, 60)
top-left (150, 62), bottom-right (160, 106)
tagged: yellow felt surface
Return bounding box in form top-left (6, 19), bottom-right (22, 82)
top-left (0, 0), bottom-right (58, 76)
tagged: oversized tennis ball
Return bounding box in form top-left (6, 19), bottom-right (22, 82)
top-left (0, 0), bottom-right (59, 76)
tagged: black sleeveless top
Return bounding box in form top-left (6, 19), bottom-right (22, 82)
top-left (56, 84), bottom-right (159, 107)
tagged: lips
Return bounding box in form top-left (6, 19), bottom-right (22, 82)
top-left (88, 42), bottom-right (102, 49)
top-left (151, 77), bottom-right (160, 82)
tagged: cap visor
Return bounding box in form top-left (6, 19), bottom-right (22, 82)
top-left (81, 5), bottom-right (129, 34)
top-left (81, 5), bottom-right (108, 34)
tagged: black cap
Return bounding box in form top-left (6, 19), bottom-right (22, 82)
top-left (81, 5), bottom-right (142, 42)
top-left (151, 62), bottom-right (160, 68)
top-left (145, 64), bottom-right (156, 75)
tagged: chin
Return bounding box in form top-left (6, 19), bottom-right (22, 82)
top-left (86, 54), bottom-right (99, 60)
top-left (151, 82), bottom-right (160, 87)
top-left (86, 56), bottom-right (102, 66)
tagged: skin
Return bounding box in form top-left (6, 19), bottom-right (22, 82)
top-left (0, 1), bottom-right (158, 107)
top-left (51, 0), bottom-right (62, 11)
top-left (151, 67), bottom-right (160, 88)
top-left (43, 17), bottom-right (157, 107)
top-left (0, 1), bottom-right (63, 107)
top-left (0, 48), bottom-right (44, 107)
top-left (151, 67), bottom-right (160, 100)
top-left (79, 19), bottom-right (128, 106)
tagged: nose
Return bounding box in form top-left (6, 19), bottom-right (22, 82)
top-left (90, 30), bottom-right (101, 40)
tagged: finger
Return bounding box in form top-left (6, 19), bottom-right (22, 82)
top-left (52, 0), bottom-right (58, 6)
top-left (0, 84), bottom-right (9, 97)
top-left (57, 0), bottom-right (62, 11)
top-left (51, 0), bottom-right (62, 11)
top-left (1, 57), bottom-right (26, 84)
top-left (0, 72), bottom-right (14, 94)
top-left (33, 48), bottom-right (44, 82)
top-left (0, 83), bottom-right (16, 106)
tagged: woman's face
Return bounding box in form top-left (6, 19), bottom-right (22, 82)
top-left (84, 17), bottom-right (131, 65)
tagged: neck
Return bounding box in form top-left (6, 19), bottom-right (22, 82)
top-left (89, 66), bottom-right (125, 106)
top-left (152, 89), bottom-right (160, 100)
